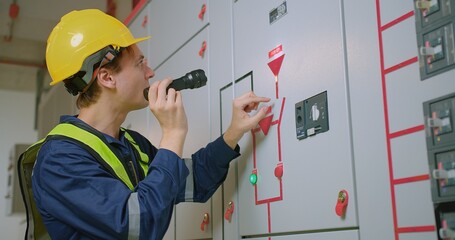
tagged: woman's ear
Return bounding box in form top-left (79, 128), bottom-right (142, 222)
top-left (96, 68), bottom-right (116, 89)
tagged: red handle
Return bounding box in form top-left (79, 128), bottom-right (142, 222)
top-left (198, 4), bottom-right (207, 20)
top-left (199, 41), bottom-right (207, 57)
top-left (200, 213), bottom-right (209, 231)
top-left (335, 190), bottom-right (349, 217)
top-left (224, 201), bottom-right (234, 221)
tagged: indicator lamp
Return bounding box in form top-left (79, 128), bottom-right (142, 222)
top-left (249, 173), bottom-right (257, 185)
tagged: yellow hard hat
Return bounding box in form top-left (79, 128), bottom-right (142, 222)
top-left (46, 9), bottom-right (150, 86)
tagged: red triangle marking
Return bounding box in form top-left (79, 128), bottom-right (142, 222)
top-left (259, 114), bottom-right (274, 136)
top-left (268, 54), bottom-right (285, 76)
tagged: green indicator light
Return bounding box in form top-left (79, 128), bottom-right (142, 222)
top-left (249, 173), bottom-right (257, 185)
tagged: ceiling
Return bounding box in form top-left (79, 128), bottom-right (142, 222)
top-left (0, 0), bottom-right (133, 92)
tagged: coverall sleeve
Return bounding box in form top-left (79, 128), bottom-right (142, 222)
top-left (32, 139), bottom-right (189, 240)
top-left (176, 135), bottom-right (241, 203)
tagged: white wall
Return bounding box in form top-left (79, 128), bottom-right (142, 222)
top-left (0, 89), bottom-right (37, 239)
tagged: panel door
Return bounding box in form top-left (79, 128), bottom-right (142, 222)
top-left (232, 0), bottom-right (358, 236)
top-left (127, 1), bottom-right (150, 52)
top-left (206, 0), bottom-right (237, 238)
top-left (218, 75), bottom-right (252, 239)
top-left (219, 83), bottom-right (237, 238)
top-left (124, 2), bottom-right (151, 133)
top-left (147, 27), bottom-right (211, 240)
top-left (148, 0), bottom-right (209, 70)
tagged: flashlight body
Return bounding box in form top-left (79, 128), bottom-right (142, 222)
top-left (143, 69), bottom-right (207, 100)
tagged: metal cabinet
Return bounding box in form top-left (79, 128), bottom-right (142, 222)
top-left (124, 0), bottom-right (455, 239)
top-left (148, 0), bottom-right (209, 70)
top-left (128, 1), bottom-right (216, 239)
top-left (124, 1), bottom-right (151, 133)
top-left (231, 0), bottom-right (358, 237)
top-left (147, 26), bottom-right (211, 240)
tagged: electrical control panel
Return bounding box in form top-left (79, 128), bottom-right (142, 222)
top-left (425, 93), bottom-right (455, 203)
top-left (295, 91), bottom-right (329, 140)
top-left (415, 0), bottom-right (455, 80)
top-left (418, 23), bottom-right (455, 79)
top-left (429, 148), bottom-right (455, 202)
top-left (414, 0), bottom-right (454, 30)
top-left (425, 93), bottom-right (455, 239)
top-left (424, 92), bottom-right (455, 148)
top-left (120, 0), bottom-right (453, 239)
top-left (295, 100), bottom-right (305, 139)
top-left (435, 204), bottom-right (455, 239)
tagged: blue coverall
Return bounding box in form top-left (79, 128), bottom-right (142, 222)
top-left (32, 115), bottom-right (240, 239)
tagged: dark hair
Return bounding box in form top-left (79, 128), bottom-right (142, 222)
top-left (76, 46), bottom-right (133, 109)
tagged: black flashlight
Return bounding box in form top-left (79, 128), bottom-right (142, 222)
top-left (143, 69), bottom-right (207, 101)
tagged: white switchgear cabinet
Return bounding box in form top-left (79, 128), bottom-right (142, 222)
top-left (147, 0), bottom-right (209, 70)
top-left (128, 1), bottom-right (213, 239)
top-left (345, 0), bottom-right (455, 239)
top-left (228, 0), bottom-right (358, 237)
top-left (150, 27), bottom-right (211, 240)
top-left (124, 0), bottom-right (455, 239)
top-left (124, 2), bottom-right (151, 134)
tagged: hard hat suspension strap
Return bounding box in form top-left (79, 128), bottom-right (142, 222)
top-left (63, 45), bottom-right (123, 95)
